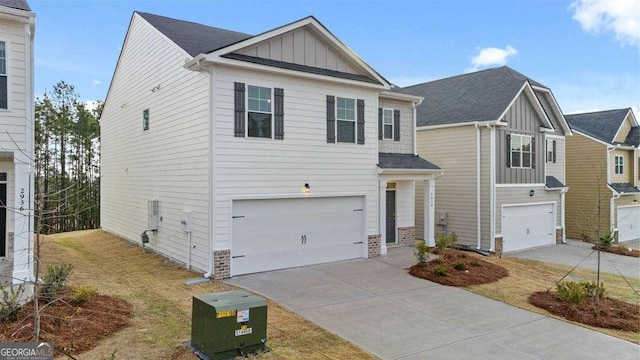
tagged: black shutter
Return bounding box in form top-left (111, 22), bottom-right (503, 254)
top-left (234, 82), bottom-right (245, 137)
top-left (552, 140), bottom-right (557, 163)
top-left (393, 110), bottom-right (400, 141)
top-left (506, 134), bottom-right (511, 167)
top-left (274, 88), bottom-right (284, 140)
top-left (357, 99), bottom-right (365, 145)
top-left (378, 108), bottom-right (383, 140)
top-left (531, 137), bottom-right (536, 169)
top-left (326, 95), bottom-right (335, 143)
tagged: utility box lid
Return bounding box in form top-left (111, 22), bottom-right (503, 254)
top-left (194, 290), bottom-right (266, 314)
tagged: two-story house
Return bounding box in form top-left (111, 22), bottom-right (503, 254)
top-left (0, 0), bottom-right (35, 295)
top-left (99, 12), bottom-right (441, 279)
top-left (400, 66), bottom-right (572, 254)
top-left (565, 108), bottom-right (639, 242)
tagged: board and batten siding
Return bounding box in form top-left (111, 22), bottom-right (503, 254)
top-left (378, 98), bottom-right (414, 154)
top-left (234, 27), bottom-right (360, 75)
top-left (213, 65), bottom-right (380, 251)
top-left (415, 125), bottom-right (479, 248)
top-left (495, 186), bottom-right (561, 236)
top-left (535, 91), bottom-right (564, 136)
top-left (100, 14), bottom-right (211, 271)
top-left (545, 137), bottom-right (565, 183)
top-left (496, 92), bottom-right (545, 184)
top-left (610, 149), bottom-right (633, 184)
top-left (0, 17), bottom-right (28, 152)
top-left (564, 133), bottom-right (609, 240)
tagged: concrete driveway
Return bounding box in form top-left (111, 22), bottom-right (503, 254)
top-left (226, 247), bottom-right (639, 360)
top-left (506, 239), bottom-right (640, 279)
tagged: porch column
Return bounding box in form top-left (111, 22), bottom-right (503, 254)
top-left (379, 179), bottom-right (387, 255)
top-left (13, 154), bottom-right (32, 284)
top-left (423, 179), bottom-right (436, 247)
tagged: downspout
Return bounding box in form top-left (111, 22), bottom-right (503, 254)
top-left (487, 123), bottom-right (496, 252)
top-left (560, 187), bottom-right (568, 243)
top-left (204, 64), bottom-right (216, 278)
top-left (475, 123), bottom-right (481, 249)
top-left (412, 99), bottom-right (422, 155)
top-left (26, 16), bottom-right (36, 282)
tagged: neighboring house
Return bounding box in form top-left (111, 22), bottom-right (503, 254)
top-left (0, 0), bottom-right (35, 295)
top-left (399, 66), bottom-right (572, 253)
top-left (565, 108), bottom-right (639, 242)
top-left (100, 12), bottom-right (441, 279)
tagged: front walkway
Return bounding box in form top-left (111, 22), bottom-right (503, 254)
top-left (506, 239), bottom-right (640, 279)
top-left (226, 247), bottom-right (639, 360)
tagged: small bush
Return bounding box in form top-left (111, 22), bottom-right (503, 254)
top-left (453, 262), bottom-right (467, 271)
top-left (415, 241), bottom-right (429, 266)
top-left (470, 260), bottom-right (483, 267)
top-left (40, 263), bottom-right (74, 302)
top-left (435, 232), bottom-right (457, 250)
top-left (72, 284), bottom-right (98, 303)
top-left (432, 265), bottom-right (449, 276)
top-left (0, 282), bottom-right (25, 322)
top-left (582, 281), bottom-right (606, 299)
top-left (556, 281), bottom-right (607, 305)
top-left (597, 233), bottom-right (613, 250)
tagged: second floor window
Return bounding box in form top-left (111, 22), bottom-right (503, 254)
top-left (336, 97), bottom-right (356, 143)
top-left (510, 134), bottom-right (532, 168)
top-left (546, 139), bottom-right (556, 163)
top-left (247, 85), bottom-right (272, 138)
top-left (615, 155), bottom-right (624, 175)
top-left (0, 41), bottom-right (7, 109)
top-left (382, 108), bottom-right (393, 140)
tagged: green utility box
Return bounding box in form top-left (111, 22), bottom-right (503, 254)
top-left (191, 290), bottom-right (268, 360)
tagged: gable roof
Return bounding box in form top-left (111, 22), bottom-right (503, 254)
top-left (565, 108), bottom-right (636, 145)
top-left (0, 0), bottom-right (31, 11)
top-left (397, 66), bottom-right (551, 127)
top-left (136, 12), bottom-right (253, 56)
top-left (625, 126), bottom-right (639, 146)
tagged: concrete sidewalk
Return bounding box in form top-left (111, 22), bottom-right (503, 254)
top-left (506, 239), bottom-right (640, 279)
top-left (226, 247), bottom-right (639, 360)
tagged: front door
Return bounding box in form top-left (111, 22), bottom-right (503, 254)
top-left (386, 190), bottom-right (396, 243)
top-left (0, 183), bottom-right (5, 257)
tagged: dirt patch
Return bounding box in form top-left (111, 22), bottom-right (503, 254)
top-left (529, 291), bottom-right (640, 331)
top-left (591, 245), bottom-right (640, 258)
top-left (0, 290), bottom-right (132, 355)
top-left (409, 249), bottom-right (508, 286)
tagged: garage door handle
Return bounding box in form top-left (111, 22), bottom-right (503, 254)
top-left (232, 255), bottom-right (245, 259)
top-left (301, 235), bottom-right (307, 244)
top-left (353, 241), bottom-right (363, 244)
top-left (232, 216), bottom-right (245, 219)
top-left (353, 209), bottom-right (363, 212)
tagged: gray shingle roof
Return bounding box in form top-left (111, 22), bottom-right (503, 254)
top-left (0, 0), bottom-right (30, 11)
top-left (378, 153), bottom-right (440, 170)
top-left (397, 66), bottom-right (548, 127)
top-left (609, 183), bottom-right (640, 194)
top-left (545, 176), bottom-right (566, 189)
top-left (565, 108), bottom-right (632, 145)
top-left (136, 12), bottom-right (253, 56)
top-left (624, 125), bottom-right (639, 146)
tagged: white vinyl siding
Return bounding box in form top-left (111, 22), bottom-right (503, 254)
top-left (100, 14), bottom-right (211, 271)
top-left (395, 180), bottom-right (414, 227)
top-left (496, 186), bottom-right (562, 235)
top-left (378, 98), bottom-right (414, 154)
top-left (213, 65), bottom-right (380, 251)
top-left (545, 137), bottom-right (565, 183)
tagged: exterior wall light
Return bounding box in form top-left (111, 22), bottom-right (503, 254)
top-left (304, 183), bottom-right (311, 194)
top-left (529, 189), bottom-right (535, 197)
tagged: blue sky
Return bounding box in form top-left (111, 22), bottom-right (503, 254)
top-left (30, 0), bottom-right (639, 115)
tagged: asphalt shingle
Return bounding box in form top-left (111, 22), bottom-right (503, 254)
top-left (545, 176), bottom-right (566, 189)
top-left (378, 153), bottom-right (440, 170)
top-left (565, 108), bottom-right (632, 145)
top-left (609, 183), bottom-right (640, 194)
top-left (0, 0), bottom-right (30, 11)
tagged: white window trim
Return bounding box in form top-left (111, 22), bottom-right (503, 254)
top-left (336, 96), bottom-right (357, 144)
top-left (0, 40), bottom-right (8, 111)
top-left (614, 155), bottom-right (624, 175)
top-left (546, 139), bottom-right (554, 163)
top-left (246, 85), bottom-right (274, 139)
top-left (382, 108), bottom-right (393, 140)
top-left (510, 134), bottom-right (532, 169)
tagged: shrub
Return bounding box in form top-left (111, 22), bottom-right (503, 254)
top-left (40, 263), bottom-right (74, 302)
top-left (556, 281), bottom-right (607, 305)
top-left (597, 233), bottom-right (613, 250)
top-left (582, 281), bottom-right (606, 299)
top-left (415, 241), bottom-right (429, 266)
top-left (72, 284), bottom-right (98, 303)
top-left (0, 282), bottom-right (25, 322)
top-left (470, 260), bottom-right (483, 267)
top-left (453, 262), bottom-right (467, 271)
top-left (435, 232), bottom-right (457, 250)
top-left (432, 265), bottom-right (449, 276)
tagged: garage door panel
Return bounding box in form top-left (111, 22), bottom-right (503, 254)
top-left (618, 205), bottom-right (640, 242)
top-left (503, 203), bottom-right (555, 252)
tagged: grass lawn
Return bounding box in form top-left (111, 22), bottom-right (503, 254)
top-left (468, 255), bottom-right (640, 344)
top-left (40, 230), bottom-right (375, 359)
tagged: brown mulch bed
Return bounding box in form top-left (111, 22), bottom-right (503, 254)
top-left (0, 291), bottom-right (132, 356)
top-left (591, 245), bottom-right (640, 258)
top-left (529, 291), bottom-right (640, 331)
top-left (409, 249), bottom-right (509, 286)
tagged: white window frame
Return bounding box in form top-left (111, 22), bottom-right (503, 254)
top-left (246, 85), bottom-right (273, 139)
top-left (336, 97), bottom-right (356, 144)
top-left (510, 134), bottom-right (532, 169)
top-left (546, 139), bottom-right (554, 163)
top-left (0, 40), bottom-right (7, 110)
top-left (614, 155), bottom-right (624, 175)
top-left (382, 108), bottom-right (393, 140)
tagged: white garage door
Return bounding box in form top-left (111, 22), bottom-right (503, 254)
top-left (618, 205), bottom-right (640, 242)
top-left (231, 196), bottom-right (365, 276)
top-left (502, 203), bottom-right (555, 252)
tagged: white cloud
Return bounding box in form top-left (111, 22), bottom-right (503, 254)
top-left (91, 79), bottom-right (101, 86)
top-left (569, 0), bottom-right (640, 46)
top-left (84, 100), bottom-right (100, 112)
top-left (466, 46), bottom-right (518, 73)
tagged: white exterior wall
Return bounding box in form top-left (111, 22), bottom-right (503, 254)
top-left (100, 14), bottom-right (211, 271)
top-left (212, 65), bottom-right (380, 251)
top-left (395, 180), bottom-right (414, 227)
top-left (378, 98), bottom-right (414, 154)
top-left (545, 136), bottom-right (565, 183)
top-left (496, 186), bottom-right (562, 235)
